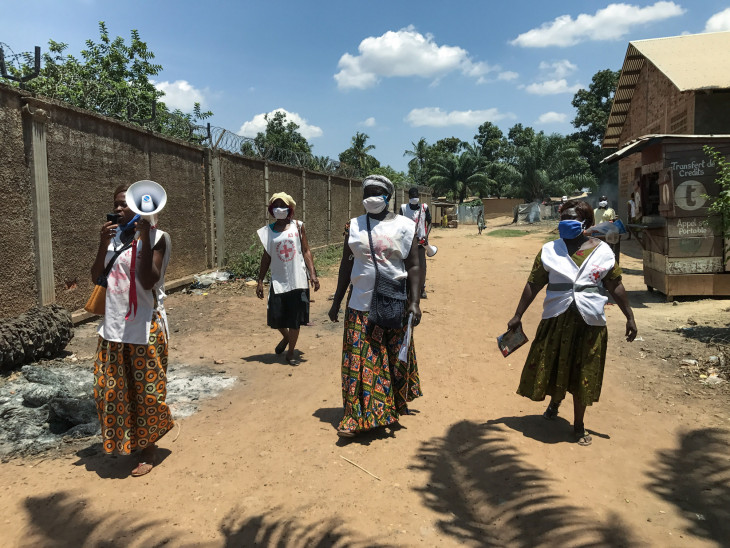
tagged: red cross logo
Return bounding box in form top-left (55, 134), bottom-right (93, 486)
top-left (276, 240), bottom-right (297, 262)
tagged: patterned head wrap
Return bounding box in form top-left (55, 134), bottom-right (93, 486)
top-left (362, 174), bottom-right (394, 198)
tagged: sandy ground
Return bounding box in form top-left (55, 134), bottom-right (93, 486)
top-left (1, 222), bottom-right (730, 547)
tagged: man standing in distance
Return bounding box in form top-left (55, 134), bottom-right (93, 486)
top-left (400, 186), bottom-right (431, 299)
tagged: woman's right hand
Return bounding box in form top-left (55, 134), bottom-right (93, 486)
top-left (328, 302), bottom-right (340, 322)
top-left (99, 221), bottom-right (117, 247)
top-left (255, 281), bottom-right (264, 299)
top-left (507, 314), bottom-right (522, 332)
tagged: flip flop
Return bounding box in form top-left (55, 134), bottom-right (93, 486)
top-left (131, 461), bottom-right (154, 477)
top-left (574, 426), bottom-right (593, 447)
top-left (337, 429), bottom-right (355, 438)
top-left (275, 339), bottom-right (288, 354)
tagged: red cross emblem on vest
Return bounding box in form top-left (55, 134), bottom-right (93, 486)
top-left (276, 240), bottom-right (297, 262)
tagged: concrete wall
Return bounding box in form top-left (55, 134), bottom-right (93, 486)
top-left (0, 86), bottom-right (36, 319)
top-left (0, 83), bottom-right (431, 319)
top-left (481, 198), bottom-right (522, 218)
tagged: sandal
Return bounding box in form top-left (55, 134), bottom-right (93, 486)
top-left (543, 402), bottom-right (560, 420)
top-left (275, 339), bottom-right (288, 355)
top-left (131, 461), bottom-right (154, 477)
top-left (574, 424), bottom-right (593, 447)
top-left (337, 428), bottom-right (356, 438)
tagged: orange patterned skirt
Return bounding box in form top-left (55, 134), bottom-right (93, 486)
top-left (93, 316), bottom-right (174, 455)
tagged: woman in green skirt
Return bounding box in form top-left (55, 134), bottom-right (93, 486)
top-left (507, 200), bottom-right (637, 446)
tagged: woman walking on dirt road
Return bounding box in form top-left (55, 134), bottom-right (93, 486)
top-left (328, 175), bottom-right (423, 438)
top-left (506, 199), bottom-right (637, 446)
top-left (256, 192), bottom-right (319, 366)
top-left (91, 183), bottom-right (173, 477)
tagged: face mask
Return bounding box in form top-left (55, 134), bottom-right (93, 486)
top-left (272, 207), bottom-right (289, 220)
top-left (409, 197), bottom-right (419, 205)
top-left (558, 219), bottom-right (585, 239)
top-left (598, 200), bottom-right (608, 208)
top-left (363, 196), bottom-right (388, 214)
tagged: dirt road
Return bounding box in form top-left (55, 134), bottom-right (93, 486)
top-left (2, 223), bottom-right (729, 547)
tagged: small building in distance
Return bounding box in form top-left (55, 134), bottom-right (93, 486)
top-left (602, 31), bottom-right (730, 300)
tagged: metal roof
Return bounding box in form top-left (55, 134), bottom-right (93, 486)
top-left (602, 32), bottom-right (730, 149)
top-left (601, 134), bottom-right (730, 164)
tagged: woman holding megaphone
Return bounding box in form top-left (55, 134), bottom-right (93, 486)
top-left (89, 180), bottom-right (173, 477)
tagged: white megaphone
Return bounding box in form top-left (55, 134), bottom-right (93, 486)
top-left (425, 243), bottom-right (438, 257)
top-left (126, 180), bottom-right (167, 228)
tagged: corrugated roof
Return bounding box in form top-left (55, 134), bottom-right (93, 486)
top-left (602, 31), bottom-right (730, 149)
top-left (601, 134), bottom-right (730, 164)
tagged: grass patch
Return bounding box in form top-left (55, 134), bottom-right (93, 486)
top-left (227, 243), bottom-right (267, 280)
top-left (487, 229), bottom-right (530, 238)
top-left (313, 244), bottom-right (343, 274)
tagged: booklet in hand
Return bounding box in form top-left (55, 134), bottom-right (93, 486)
top-left (497, 326), bottom-right (529, 357)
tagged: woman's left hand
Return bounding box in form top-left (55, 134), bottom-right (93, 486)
top-left (625, 318), bottom-right (638, 342)
top-left (135, 218), bottom-right (152, 240)
top-left (408, 301), bottom-right (422, 326)
top-left (310, 276), bottom-right (320, 292)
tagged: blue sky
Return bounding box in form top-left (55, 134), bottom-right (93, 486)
top-left (2, 0), bottom-right (729, 171)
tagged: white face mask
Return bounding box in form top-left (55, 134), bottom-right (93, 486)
top-left (409, 197), bottom-right (419, 205)
top-left (272, 207), bottom-right (289, 219)
top-left (363, 196), bottom-right (388, 214)
top-left (598, 200), bottom-right (608, 208)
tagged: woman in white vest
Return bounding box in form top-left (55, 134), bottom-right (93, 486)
top-left (91, 183), bottom-right (173, 477)
top-left (328, 175), bottom-right (423, 438)
top-left (506, 200), bottom-right (637, 446)
top-left (256, 192), bottom-right (320, 366)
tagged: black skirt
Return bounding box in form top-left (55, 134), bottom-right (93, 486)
top-left (267, 287), bottom-right (310, 329)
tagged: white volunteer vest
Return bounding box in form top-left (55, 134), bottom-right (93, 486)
top-left (257, 221), bottom-right (308, 294)
top-left (540, 239), bottom-right (615, 326)
top-left (400, 203), bottom-right (428, 241)
top-left (99, 228), bottom-right (171, 344)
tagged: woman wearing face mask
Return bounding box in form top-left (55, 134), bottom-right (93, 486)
top-left (506, 200), bottom-right (637, 446)
top-left (91, 183), bottom-right (172, 477)
top-left (256, 193), bottom-right (319, 365)
top-left (328, 175), bottom-right (423, 438)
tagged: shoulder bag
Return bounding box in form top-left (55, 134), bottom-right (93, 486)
top-left (366, 215), bottom-right (407, 330)
top-left (84, 240), bottom-right (133, 315)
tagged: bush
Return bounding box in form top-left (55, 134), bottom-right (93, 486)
top-left (227, 244), bottom-right (267, 280)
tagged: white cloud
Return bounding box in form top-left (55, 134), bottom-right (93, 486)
top-left (511, 1), bottom-right (685, 47)
top-left (405, 107), bottom-right (515, 127)
top-left (154, 80), bottom-right (207, 110)
top-left (705, 8), bottom-right (730, 32)
top-left (335, 26), bottom-right (498, 89)
top-left (536, 111), bottom-right (568, 124)
top-left (523, 79), bottom-right (583, 95)
top-left (361, 117), bottom-right (376, 127)
top-left (237, 108), bottom-right (323, 139)
top-left (539, 60), bottom-right (577, 79)
top-left (497, 71), bottom-right (519, 81)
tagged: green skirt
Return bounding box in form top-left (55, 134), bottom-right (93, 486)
top-left (517, 305), bottom-right (607, 406)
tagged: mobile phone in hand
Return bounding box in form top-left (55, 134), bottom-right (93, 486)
top-left (106, 213), bottom-right (120, 223)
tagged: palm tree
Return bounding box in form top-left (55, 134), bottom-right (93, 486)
top-left (403, 138), bottom-right (429, 185)
top-left (511, 132), bottom-right (596, 201)
top-left (428, 147), bottom-right (493, 203)
top-left (350, 132), bottom-right (376, 171)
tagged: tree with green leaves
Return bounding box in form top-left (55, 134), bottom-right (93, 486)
top-left (403, 138), bottom-right (430, 186)
top-left (474, 121), bottom-right (506, 163)
top-left (339, 132), bottom-right (380, 174)
top-left (369, 166), bottom-right (412, 188)
top-left (510, 131), bottom-right (595, 201)
top-left (703, 146), bottom-right (730, 253)
top-left (1, 22), bottom-right (211, 143)
top-left (571, 69), bottom-right (620, 181)
top-left (428, 147), bottom-right (493, 203)
top-left (240, 111), bottom-right (312, 164)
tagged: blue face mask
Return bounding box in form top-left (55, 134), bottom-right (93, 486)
top-left (558, 219), bottom-right (584, 239)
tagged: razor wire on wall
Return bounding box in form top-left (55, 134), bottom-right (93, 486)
top-left (1, 41), bottom-right (360, 176)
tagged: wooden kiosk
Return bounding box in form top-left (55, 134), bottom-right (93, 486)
top-left (604, 135), bottom-right (730, 301)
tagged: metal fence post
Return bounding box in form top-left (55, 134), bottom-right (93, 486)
top-left (22, 101), bottom-right (54, 305)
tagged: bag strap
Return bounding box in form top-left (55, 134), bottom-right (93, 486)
top-left (365, 215), bottom-right (381, 276)
top-left (295, 220), bottom-right (311, 280)
top-left (98, 239), bottom-right (133, 283)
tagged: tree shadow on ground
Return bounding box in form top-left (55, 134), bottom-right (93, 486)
top-left (674, 325), bottom-right (730, 345)
top-left (72, 443), bottom-right (172, 479)
top-left (646, 428), bottom-right (730, 544)
top-left (411, 420), bottom-right (636, 547)
top-left (22, 492), bottom-right (391, 547)
top-left (486, 415), bottom-right (611, 444)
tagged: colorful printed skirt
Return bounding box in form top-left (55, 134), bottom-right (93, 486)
top-left (517, 305), bottom-right (608, 406)
top-left (93, 315), bottom-right (174, 455)
top-left (338, 308), bottom-right (422, 433)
